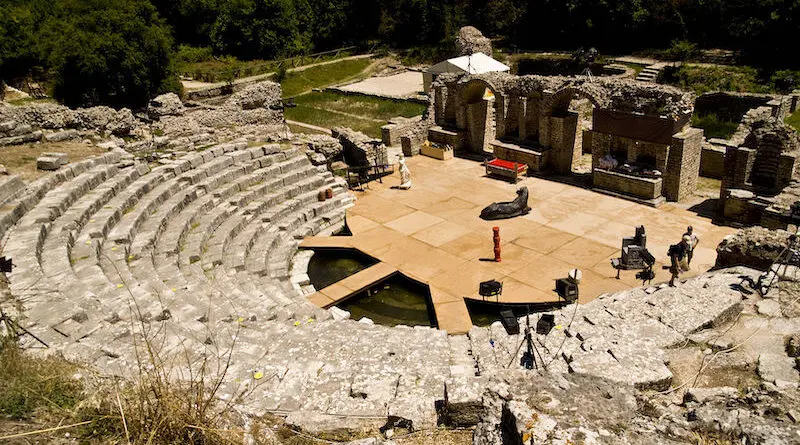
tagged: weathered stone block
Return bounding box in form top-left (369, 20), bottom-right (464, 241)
top-left (37, 156), bottom-right (62, 171)
top-left (41, 152), bottom-right (68, 165)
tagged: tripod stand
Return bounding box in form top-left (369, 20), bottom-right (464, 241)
top-left (751, 230), bottom-right (800, 297)
top-left (0, 307), bottom-right (48, 348)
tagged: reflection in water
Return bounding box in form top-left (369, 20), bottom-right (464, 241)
top-left (307, 248), bottom-right (377, 291)
top-left (338, 274), bottom-right (437, 328)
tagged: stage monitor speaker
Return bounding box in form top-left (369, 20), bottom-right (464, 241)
top-left (536, 314), bottom-right (555, 335)
top-left (555, 278), bottom-right (578, 302)
top-left (499, 310), bottom-right (520, 335)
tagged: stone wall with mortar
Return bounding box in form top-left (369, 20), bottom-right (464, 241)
top-left (593, 169), bottom-right (663, 199)
top-left (665, 127), bottom-right (703, 202)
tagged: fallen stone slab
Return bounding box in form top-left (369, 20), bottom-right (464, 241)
top-left (0, 174), bottom-right (24, 204)
top-left (36, 156), bottom-right (62, 171)
top-left (757, 299), bottom-right (783, 317)
top-left (683, 386), bottom-right (740, 404)
top-left (44, 129), bottom-right (78, 143)
top-left (41, 152), bottom-right (68, 165)
top-left (0, 130), bottom-right (43, 146)
top-left (757, 353), bottom-right (799, 389)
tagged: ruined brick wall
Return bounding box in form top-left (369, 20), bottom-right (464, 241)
top-left (700, 143), bottom-right (726, 179)
top-left (490, 141), bottom-right (549, 172)
top-left (588, 132), bottom-right (669, 172)
top-left (593, 169), bottom-right (662, 200)
top-left (381, 116), bottom-right (425, 147)
top-left (664, 127), bottom-right (703, 202)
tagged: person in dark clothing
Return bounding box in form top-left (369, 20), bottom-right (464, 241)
top-left (668, 239), bottom-right (688, 287)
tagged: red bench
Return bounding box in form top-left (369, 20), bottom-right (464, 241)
top-left (484, 159), bottom-right (528, 183)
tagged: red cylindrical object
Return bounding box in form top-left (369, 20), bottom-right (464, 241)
top-left (492, 226), bottom-right (501, 262)
top-left (325, 188), bottom-right (333, 199)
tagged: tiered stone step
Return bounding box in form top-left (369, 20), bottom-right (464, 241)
top-left (635, 64), bottom-right (668, 83)
top-left (466, 270), bottom-right (752, 391)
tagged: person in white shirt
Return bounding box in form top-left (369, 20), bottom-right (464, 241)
top-left (683, 226), bottom-right (699, 265)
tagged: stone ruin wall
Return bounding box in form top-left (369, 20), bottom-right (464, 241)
top-left (719, 113), bottom-right (800, 228)
top-left (0, 81), bottom-right (287, 154)
top-left (428, 72), bottom-right (703, 202)
top-left (700, 91), bottom-right (800, 179)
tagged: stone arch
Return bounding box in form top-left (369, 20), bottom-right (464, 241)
top-left (458, 78), bottom-right (502, 154)
top-left (461, 78), bottom-right (499, 104)
top-left (545, 86), bottom-right (603, 116)
top-left (539, 85), bottom-right (605, 174)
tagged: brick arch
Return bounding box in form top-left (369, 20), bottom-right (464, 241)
top-left (461, 78), bottom-right (499, 104)
top-left (544, 86), bottom-right (604, 116)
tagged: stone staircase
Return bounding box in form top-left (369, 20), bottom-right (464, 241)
top-left (636, 66), bottom-right (661, 83)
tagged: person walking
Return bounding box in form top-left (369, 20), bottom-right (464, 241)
top-left (668, 237), bottom-right (689, 287)
top-left (683, 226), bottom-right (699, 266)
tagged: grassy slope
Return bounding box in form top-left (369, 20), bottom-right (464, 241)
top-left (293, 92), bottom-right (426, 120)
top-left (786, 109), bottom-right (800, 133)
top-left (280, 58), bottom-right (372, 97)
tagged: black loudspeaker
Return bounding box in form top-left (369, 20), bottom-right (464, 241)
top-left (499, 310), bottom-right (520, 335)
top-left (479, 280), bottom-right (503, 297)
top-left (0, 257), bottom-right (12, 273)
top-left (555, 278), bottom-right (578, 302)
top-left (536, 314), bottom-right (555, 335)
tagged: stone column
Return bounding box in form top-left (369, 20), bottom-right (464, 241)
top-left (548, 113), bottom-right (579, 174)
top-left (663, 127), bottom-right (703, 202)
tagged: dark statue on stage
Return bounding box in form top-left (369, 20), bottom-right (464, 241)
top-left (480, 187), bottom-right (531, 220)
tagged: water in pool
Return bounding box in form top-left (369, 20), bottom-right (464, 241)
top-left (306, 248), bottom-right (378, 290)
top-left (337, 274), bottom-right (437, 327)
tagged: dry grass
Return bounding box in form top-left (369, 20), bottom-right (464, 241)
top-left (0, 141), bottom-right (107, 181)
top-left (392, 428), bottom-right (473, 445)
top-left (691, 432), bottom-right (736, 445)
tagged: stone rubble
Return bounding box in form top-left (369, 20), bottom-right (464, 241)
top-left (147, 92), bottom-right (186, 118)
top-left (455, 26), bottom-right (493, 57)
top-left (332, 127), bottom-right (388, 168)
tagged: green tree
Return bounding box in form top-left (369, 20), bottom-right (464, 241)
top-left (41, 0), bottom-right (178, 108)
top-left (0, 0), bottom-right (45, 88)
top-left (211, 0), bottom-right (313, 60)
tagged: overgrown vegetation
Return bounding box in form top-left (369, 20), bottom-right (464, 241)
top-left (787, 109), bottom-right (800, 133)
top-left (293, 92), bottom-right (426, 119)
top-left (0, 311), bottom-right (251, 443)
top-left (279, 58), bottom-right (372, 97)
top-left (660, 65), bottom-right (785, 95)
top-left (691, 113), bottom-right (739, 139)
top-left (285, 104), bottom-right (383, 137)
top-left (0, 338), bottom-right (82, 420)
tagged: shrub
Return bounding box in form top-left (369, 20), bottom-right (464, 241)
top-left (771, 70), bottom-right (799, 94)
top-left (691, 113), bottom-right (739, 139)
top-left (176, 45), bottom-right (214, 66)
top-left (665, 40), bottom-right (698, 62)
top-left (660, 65), bottom-right (770, 95)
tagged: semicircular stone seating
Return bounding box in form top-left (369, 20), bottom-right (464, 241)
top-left (0, 141), bottom-right (753, 430)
